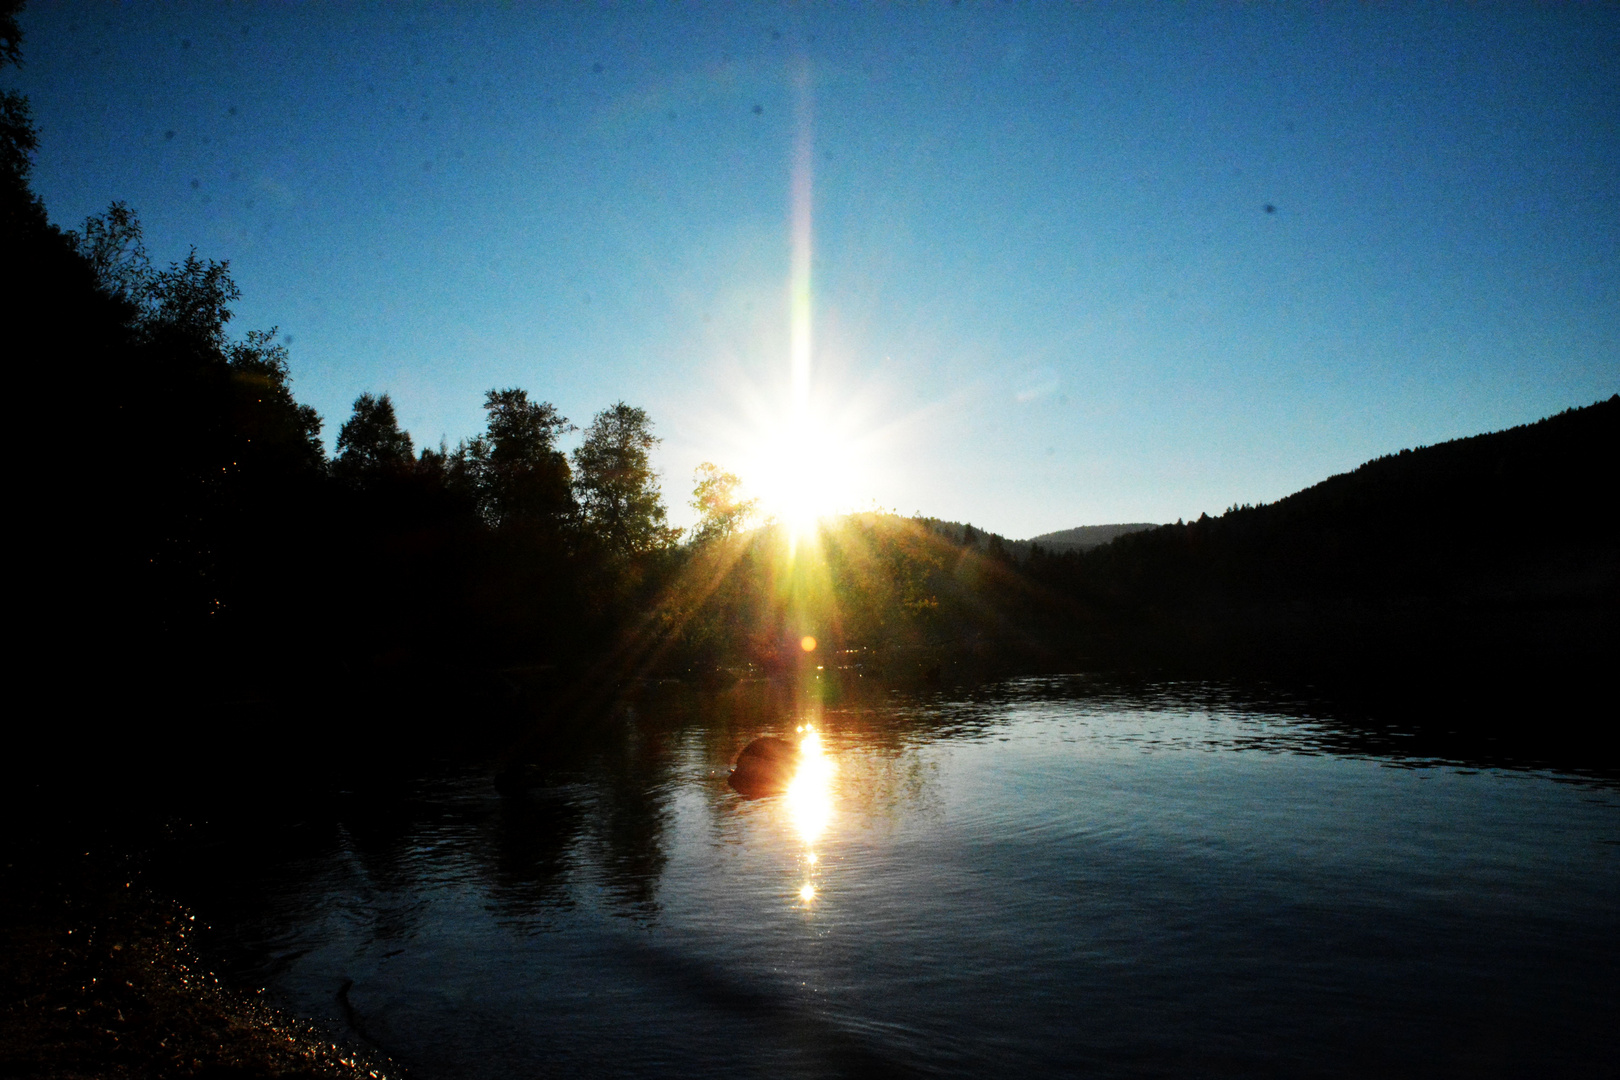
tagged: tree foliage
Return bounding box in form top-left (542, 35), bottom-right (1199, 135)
top-left (453, 388), bottom-right (574, 528)
top-left (65, 201), bottom-right (150, 305)
top-left (0, 0), bottom-right (42, 237)
top-left (0, 0), bottom-right (21, 68)
top-left (689, 462), bottom-right (757, 543)
top-left (573, 402), bottom-right (681, 555)
top-left (335, 392), bottom-right (415, 485)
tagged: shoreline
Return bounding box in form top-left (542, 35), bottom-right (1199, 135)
top-left (1, 845), bottom-right (401, 1080)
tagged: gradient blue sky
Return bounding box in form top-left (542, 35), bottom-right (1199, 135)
top-left (9, 2), bottom-right (1618, 536)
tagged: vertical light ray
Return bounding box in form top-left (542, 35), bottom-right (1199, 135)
top-left (782, 64), bottom-right (816, 556)
top-left (790, 67), bottom-right (813, 417)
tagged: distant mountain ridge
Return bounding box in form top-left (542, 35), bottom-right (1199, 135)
top-left (1025, 523), bottom-right (1160, 551)
top-left (916, 519), bottom-right (1159, 558)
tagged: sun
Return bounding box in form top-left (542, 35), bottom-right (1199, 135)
top-left (695, 82), bottom-right (881, 536)
top-left (742, 408), bottom-right (866, 537)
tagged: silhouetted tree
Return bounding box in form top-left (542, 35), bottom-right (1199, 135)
top-left (334, 392), bottom-right (415, 485)
top-left (66, 201), bottom-right (150, 306)
top-left (573, 402), bottom-right (680, 555)
top-left (225, 328), bottom-right (325, 468)
top-left (58, 201), bottom-right (327, 646)
top-left (143, 249), bottom-right (239, 350)
top-left (0, 0), bottom-right (43, 238)
top-left (453, 388), bottom-right (575, 528)
top-left (0, 0), bottom-right (20, 66)
top-left (416, 438), bottom-right (451, 483)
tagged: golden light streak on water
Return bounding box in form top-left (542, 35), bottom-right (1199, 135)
top-left (786, 727), bottom-right (834, 848)
top-left (788, 721), bottom-right (831, 908)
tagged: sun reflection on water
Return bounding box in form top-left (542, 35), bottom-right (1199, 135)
top-left (786, 727), bottom-right (834, 905)
top-left (786, 728), bottom-right (834, 845)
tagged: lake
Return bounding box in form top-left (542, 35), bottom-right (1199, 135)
top-left (172, 676), bottom-right (1619, 1078)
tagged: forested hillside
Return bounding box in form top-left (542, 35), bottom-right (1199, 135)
top-left (1024, 396), bottom-right (1618, 709)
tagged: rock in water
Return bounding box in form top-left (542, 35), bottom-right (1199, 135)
top-left (729, 736), bottom-right (800, 797)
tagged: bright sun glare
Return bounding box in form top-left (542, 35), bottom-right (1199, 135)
top-left (751, 419), bottom-right (852, 534)
top-left (787, 726), bottom-right (833, 908)
top-left (720, 78), bottom-right (873, 538)
top-left (786, 728), bottom-right (834, 846)
top-left (729, 401), bottom-right (873, 540)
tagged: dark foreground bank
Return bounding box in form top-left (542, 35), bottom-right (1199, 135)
top-left (0, 827), bottom-right (402, 1080)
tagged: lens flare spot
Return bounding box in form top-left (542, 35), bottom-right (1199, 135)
top-left (800, 635), bottom-right (817, 652)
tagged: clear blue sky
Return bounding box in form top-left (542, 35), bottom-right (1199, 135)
top-left (9, 2), bottom-right (1618, 536)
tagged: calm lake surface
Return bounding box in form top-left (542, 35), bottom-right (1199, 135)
top-left (177, 677), bottom-right (1618, 1078)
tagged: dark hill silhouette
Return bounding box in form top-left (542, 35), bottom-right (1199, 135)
top-left (1025, 523), bottom-right (1159, 551)
top-left (1031, 395), bottom-right (1618, 719)
top-left (1074, 394), bottom-right (1617, 602)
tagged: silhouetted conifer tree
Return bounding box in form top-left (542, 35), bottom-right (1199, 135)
top-left (334, 392), bottom-right (415, 486)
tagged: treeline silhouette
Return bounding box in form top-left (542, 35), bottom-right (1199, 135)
top-left (12, 205), bottom-right (692, 772)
